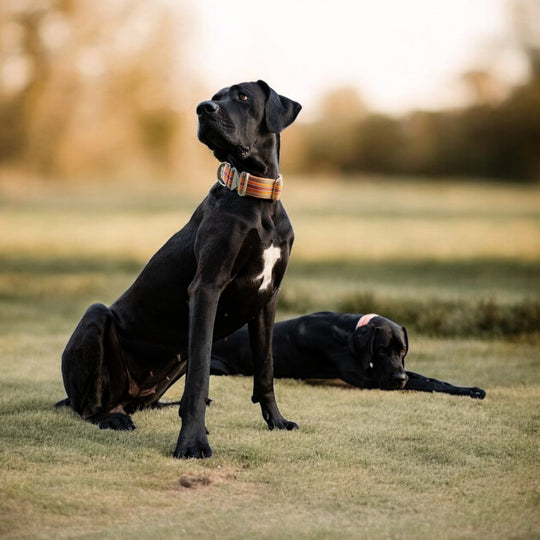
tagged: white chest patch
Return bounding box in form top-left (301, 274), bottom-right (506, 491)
top-left (255, 245), bottom-right (282, 293)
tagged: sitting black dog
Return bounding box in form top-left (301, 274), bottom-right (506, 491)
top-left (58, 81), bottom-right (301, 458)
top-left (211, 311), bottom-right (486, 399)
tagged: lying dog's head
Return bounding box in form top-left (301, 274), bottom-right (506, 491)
top-left (197, 80), bottom-right (301, 174)
top-left (348, 314), bottom-right (409, 390)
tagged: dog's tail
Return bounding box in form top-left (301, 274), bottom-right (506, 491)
top-left (54, 398), bottom-right (71, 408)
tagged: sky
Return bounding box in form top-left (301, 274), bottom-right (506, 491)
top-left (182, 0), bottom-right (528, 117)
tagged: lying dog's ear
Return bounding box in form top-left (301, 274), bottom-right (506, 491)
top-left (401, 326), bottom-right (409, 363)
top-left (351, 325), bottom-right (379, 371)
top-left (257, 80), bottom-right (302, 133)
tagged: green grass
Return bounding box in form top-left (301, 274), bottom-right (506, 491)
top-left (1, 341), bottom-right (538, 539)
top-left (0, 175), bottom-right (539, 539)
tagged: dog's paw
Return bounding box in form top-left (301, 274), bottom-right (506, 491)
top-left (98, 413), bottom-right (136, 431)
top-left (173, 440), bottom-right (212, 459)
top-left (469, 387), bottom-right (486, 399)
top-left (275, 418), bottom-right (299, 431)
top-left (173, 430), bottom-right (212, 459)
top-left (263, 410), bottom-right (298, 431)
top-left (54, 398), bottom-right (71, 408)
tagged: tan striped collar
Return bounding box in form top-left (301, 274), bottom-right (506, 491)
top-left (216, 162), bottom-right (283, 201)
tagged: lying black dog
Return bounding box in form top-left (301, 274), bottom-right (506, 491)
top-left (58, 81), bottom-right (301, 458)
top-left (211, 312), bottom-right (486, 399)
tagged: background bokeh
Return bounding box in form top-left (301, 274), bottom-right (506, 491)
top-left (1, 0), bottom-right (539, 182)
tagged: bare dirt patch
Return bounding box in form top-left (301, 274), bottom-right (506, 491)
top-left (176, 467), bottom-right (239, 490)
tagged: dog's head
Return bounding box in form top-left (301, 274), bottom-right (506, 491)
top-left (348, 315), bottom-right (409, 390)
top-left (196, 80), bottom-right (301, 172)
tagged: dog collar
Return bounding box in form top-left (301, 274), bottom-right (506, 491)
top-left (217, 162), bottom-right (283, 201)
top-left (356, 313), bottom-right (379, 329)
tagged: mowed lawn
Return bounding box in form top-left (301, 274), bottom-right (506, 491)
top-left (1, 175), bottom-right (539, 539)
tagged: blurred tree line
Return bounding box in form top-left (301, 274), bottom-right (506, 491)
top-left (0, 0), bottom-right (539, 182)
top-left (285, 70), bottom-right (540, 181)
top-left (285, 0), bottom-right (540, 182)
top-left (0, 0), bottom-right (199, 179)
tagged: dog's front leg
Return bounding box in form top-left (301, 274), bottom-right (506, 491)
top-left (404, 371), bottom-right (486, 399)
top-left (249, 294), bottom-right (298, 431)
top-left (173, 284), bottom-right (219, 458)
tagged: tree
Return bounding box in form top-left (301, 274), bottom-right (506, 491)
top-left (0, 0), bottom-right (188, 177)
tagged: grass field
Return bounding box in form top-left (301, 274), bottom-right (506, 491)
top-left (1, 175), bottom-right (539, 539)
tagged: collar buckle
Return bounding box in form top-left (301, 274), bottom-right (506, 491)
top-left (216, 162), bottom-right (283, 201)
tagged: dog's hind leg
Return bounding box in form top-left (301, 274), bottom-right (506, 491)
top-left (61, 303), bottom-right (110, 416)
top-left (60, 303), bottom-right (135, 430)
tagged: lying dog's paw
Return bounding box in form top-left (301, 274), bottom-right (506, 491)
top-left (98, 413), bottom-right (136, 431)
top-left (469, 387), bottom-right (486, 399)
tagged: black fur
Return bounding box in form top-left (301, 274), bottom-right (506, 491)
top-left (59, 81), bottom-right (302, 458)
top-left (211, 312), bottom-right (486, 399)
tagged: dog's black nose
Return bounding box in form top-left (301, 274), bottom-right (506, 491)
top-left (393, 372), bottom-right (407, 384)
top-left (197, 101), bottom-right (219, 116)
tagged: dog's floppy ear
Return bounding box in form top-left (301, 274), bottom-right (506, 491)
top-left (351, 325), bottom-right (378, 371)
top-left (257, 80), bottom-right (302, 133)
top-left (401, 326), bottom-right (409, 364)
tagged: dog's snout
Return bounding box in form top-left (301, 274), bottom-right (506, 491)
top-left (197, 100), bottom-right (219, 116)
top-left (392, 371), bottom-right (408, 388)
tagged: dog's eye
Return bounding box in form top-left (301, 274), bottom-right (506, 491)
top-left (238, 94), bottom-right (248, 101)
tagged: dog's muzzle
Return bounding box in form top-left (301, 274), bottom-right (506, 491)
top-left (197, 101), bottom-right (219, 116)
top-left (386, 372), bottom-right (408, 390)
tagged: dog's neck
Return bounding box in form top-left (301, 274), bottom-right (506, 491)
top-left (217, 162), bottom-right (283, 201)
top-left (220, 133), bottom-right (281, 179)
